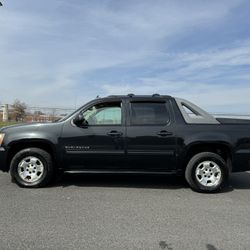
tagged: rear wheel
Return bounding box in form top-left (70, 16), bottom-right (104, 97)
top-left (10, 148), bottom-right (54, 188)
top-left (185, 152), bottom-right (229, 193)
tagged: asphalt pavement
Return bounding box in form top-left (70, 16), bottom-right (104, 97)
top-left (0, 172), bottom-right (250, 250)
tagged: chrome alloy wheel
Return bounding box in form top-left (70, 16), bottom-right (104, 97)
top-left (17, 156), bottom-right (44, 183)
top-left (195, 161), bottom-right (222, 187)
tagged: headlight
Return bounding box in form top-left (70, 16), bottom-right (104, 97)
top-left (0, 134), bottom-right (5, 147)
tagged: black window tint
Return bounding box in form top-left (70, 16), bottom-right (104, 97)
top-left (182, 104), bottom-right (201, 118)
top-left (130, 102), bottom-right (170, 125)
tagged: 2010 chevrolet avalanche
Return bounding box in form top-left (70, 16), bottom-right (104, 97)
top-left (1, 94), bottom-right (250, 193)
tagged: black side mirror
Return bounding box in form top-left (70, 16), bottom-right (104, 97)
top-left (73, 114), bottom-right (88, 128)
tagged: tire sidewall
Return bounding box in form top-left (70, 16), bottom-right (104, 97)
top-left (10, 149), bottom-right (51, 188)
top-left (187, 153), bottom-right (228, 192)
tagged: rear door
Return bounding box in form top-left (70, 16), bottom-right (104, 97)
top-left (126, 99), bottom-right (176, 171)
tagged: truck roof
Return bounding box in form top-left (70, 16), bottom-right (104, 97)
top-left (97, 94), bottom-right (219, 125)
top-left (104, 93), bottom-right (172, 99)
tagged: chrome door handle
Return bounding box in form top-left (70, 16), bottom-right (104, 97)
top-left (107, 131), bottom-right (123, 137)
top-left (157, 130), bottom-right (173, 137)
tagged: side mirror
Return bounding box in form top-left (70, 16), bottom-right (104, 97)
top-left (73, 114), bottom-right (88, 128)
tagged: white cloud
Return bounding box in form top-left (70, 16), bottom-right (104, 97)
top-left (0, 0), bottom-right (248, 111)
top-left (102, 81), bottom-right (250, 113)
top-left (102, 40), bottom-right (250, 112)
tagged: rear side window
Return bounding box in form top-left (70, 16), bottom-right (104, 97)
top-left (130, 102), bottom-right (170, 125)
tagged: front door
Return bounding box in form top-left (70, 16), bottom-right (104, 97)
top-left (126, 99), bottom-right (176, 171)
top-left (61, 100), bottom-right (126, 170)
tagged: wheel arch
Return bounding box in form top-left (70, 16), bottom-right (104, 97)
top-left (7, 139), bottom-right (57, 171)
top-left (182, 142), bottom-right (233, 172)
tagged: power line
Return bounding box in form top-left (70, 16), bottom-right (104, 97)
top-left (27, 106), bottom-right (75, 111)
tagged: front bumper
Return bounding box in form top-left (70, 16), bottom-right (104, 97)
top-left (0, 147), bottom-right (8, 172)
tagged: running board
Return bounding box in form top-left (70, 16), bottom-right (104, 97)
top-left (64, 170), bottom-right (177, 175)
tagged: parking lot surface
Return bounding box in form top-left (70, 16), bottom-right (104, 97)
top-left (0, 172), bottom-right (250, 250)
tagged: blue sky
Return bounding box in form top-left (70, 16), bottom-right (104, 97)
top-left (0, 0), bottom-right (250, 112)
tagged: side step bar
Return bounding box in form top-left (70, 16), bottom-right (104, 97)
top-left (64, 170), bottom-right (177, 175)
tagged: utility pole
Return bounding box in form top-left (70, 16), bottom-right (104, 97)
top-left (3, 104), bottom-right (9, 122)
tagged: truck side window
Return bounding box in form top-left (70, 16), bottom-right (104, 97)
top-left (130, 102), bottom-right (170, 125)
top-left (82, 102), bottom-right (122, 125)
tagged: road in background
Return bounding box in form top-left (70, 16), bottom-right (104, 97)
top-left (0, 172), bottom-right (250, 250)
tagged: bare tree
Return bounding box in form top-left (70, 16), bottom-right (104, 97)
top-left (12, 99), bottom-right (27, 122)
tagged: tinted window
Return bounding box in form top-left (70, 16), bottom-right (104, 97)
top-left (82, 102), bottom-right (121, 125)
top-left (182, 104), bottom-right (202, 118)
top-left (130, 102), bottom-right (170, 125)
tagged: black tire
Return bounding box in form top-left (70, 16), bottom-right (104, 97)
top-left (10, 148), bottom-right (54, 188)
top-left (185, 152), bottom-right (229, 193)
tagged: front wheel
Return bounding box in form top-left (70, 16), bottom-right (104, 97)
top-left (10, 148), bottom-right (54, 188)
top-left (185, 152), bottom-right (229, 193)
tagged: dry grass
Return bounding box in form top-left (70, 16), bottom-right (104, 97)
top-left (0, 121), bottom-right (19, 128)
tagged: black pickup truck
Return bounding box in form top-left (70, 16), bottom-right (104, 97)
top-left (1, 94), bottom-right (250, 192)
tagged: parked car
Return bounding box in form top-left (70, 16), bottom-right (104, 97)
top-left (1, 94), bottom-right (250, 192)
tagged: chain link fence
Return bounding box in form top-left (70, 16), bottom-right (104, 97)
top-left (1, 104), bottom-right (250, 123)
top-left (0, 105), bottom-right (76, 123)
